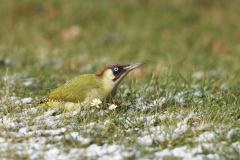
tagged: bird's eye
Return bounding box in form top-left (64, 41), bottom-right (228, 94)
top-left (114, 67), bottom-right (119, 72)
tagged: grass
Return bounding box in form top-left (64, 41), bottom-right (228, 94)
top-left (0, 0), bottom-right (240, 159)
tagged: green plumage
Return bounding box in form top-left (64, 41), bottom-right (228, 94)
top-left (47, 74), bottom-right (100, 103)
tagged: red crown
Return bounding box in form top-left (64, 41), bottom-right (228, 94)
top-left (95, 64), bottom-right (123, 76)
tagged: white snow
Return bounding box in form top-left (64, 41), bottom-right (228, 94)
top-left (220, 83), bottom-right (229, 90)
top-left (155, 149), bottom-right (171, 157)
top-left (85, 144), bottom-right (121, 158)
top-left (35, 128), bottom-right (67, 136)
top-left (21, 97), bottom-right (32, 103)
top-left (193, 71), bottom-right (204, 80)
top-left (44, 147), bottom-right (60, 159)
top-left (155, 146), bottom-right (200, 159)
top-left (151, 98), bottom-right (166, 107)
top-left (67, 132), bottom-right (91, 145)
top-left (232, 141), bottom-right (240, 153)
top-left (174, 91), bottom-right (186, 105)
top-left (0, 137), bottom-right (5, 143)
top-left (22, 80), bottom-right (34, 86)
top-left (193, 90), bottom-right (202, 97)
top-left (137, 135), bottom-right (153, 145)
top-left (227, 128), bottom-right (238, 139)
top-left (195, 132), bottom-right (215, 142)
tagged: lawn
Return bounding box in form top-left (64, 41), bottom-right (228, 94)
top-left (0, 0), bottom-right (240, 159)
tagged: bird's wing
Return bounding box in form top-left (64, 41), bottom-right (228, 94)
top-left (47, 82), bottom-right (99, 103)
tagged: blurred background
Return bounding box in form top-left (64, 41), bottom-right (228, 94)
top-left (0, 0), bottom-right (240, 89)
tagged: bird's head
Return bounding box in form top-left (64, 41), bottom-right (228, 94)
top-left (95, 62), bottom-right (146, 83)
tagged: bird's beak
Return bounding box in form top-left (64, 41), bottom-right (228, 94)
top-left (113, 62), bottom-right (146, 82)
top-left (124, 62), bottom-right (146, 72)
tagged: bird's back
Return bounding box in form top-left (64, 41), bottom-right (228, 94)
top-left (47, 74), bottom-right (100, 103)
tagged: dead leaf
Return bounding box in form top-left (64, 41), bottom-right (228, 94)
top-left (129, 67), bottom-right (145, 78)
top-left (214, 83), bottom-right (220, 89)
top-left (211, 39), bottom-right (226, 53)
top-left (60, 25), bottom-right (81, 40)
top-left (45, 6), bottom-right (58, 18)
top-left (234, 35), bottom-right (240, 42)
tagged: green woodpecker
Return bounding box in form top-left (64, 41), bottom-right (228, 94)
top-left (39, 62), bottom-right (145, 110)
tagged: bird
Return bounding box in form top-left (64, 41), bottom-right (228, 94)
top-left (39, 62), bottom-right (146, 110)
